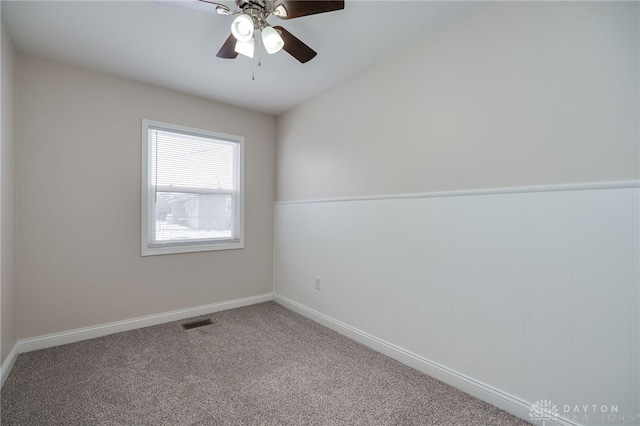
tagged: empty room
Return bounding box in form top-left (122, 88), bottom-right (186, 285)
top-left (1, 1), bottom-right (638, 425)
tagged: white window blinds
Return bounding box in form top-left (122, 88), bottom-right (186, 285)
top-left (142, 120), bottom-right (244, 256)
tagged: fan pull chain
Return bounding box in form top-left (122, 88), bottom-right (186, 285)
top-left (252, 50), bottom-right (256, 80)
top-left (251, 29), bottom-right (263, 80)
top-left (257, 28), bottom-right (262, 67)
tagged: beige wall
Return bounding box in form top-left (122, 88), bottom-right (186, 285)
top-left (1, 22), bottom-right (17, 363)
top-left (277, 1), bottom-right (640, 202)
top-left (16, 55), bottom-right (276, 339)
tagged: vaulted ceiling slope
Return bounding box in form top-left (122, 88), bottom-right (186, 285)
top-left (2, 1), bottom-right (482, 115)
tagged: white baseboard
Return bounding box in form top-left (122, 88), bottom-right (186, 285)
top-left (18, 293), bottom-right (273, 354)
top-left (274, 294), bottom-right (579, 426)
top-left (1, 343), bottom-right (19, 389)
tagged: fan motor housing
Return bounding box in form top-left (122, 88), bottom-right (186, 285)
top-left (237, 0), bottom-right (269, 12)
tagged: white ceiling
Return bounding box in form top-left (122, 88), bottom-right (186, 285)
top-left (1, 0), bottom-right (482, 115)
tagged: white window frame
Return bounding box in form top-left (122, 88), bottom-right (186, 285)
top-left (141, 119), bottom-right (244, 256)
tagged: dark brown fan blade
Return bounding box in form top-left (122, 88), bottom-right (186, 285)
top-left (274, 26), bottom-right (317, 63)
top-left (216, 33), bottom-right (239, 59)
top-left (272, 1), bottom-right (344, 19)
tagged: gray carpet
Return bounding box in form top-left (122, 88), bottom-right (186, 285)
top-left (1, 302), bottom-right (530, 425)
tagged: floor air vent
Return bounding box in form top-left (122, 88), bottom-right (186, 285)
top-left (181, 319), bottom-right (213, 330)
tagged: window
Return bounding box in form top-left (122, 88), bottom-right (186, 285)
top-left (141, 119), bottom-right (244, 256)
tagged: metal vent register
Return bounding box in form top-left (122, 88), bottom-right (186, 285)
top-left (181, 319), bottom-right (213, 330)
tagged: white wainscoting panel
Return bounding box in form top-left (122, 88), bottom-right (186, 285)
top-left (274, 186), bottom-right (639, 426)
top-left (522, 191), bottom-right (573, 404)
top-left (570, 190), bottom-right (634, 412)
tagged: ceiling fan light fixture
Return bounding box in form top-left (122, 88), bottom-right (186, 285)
top-left (234, 38), bottom-right (255, 58)
top-left (231, 14), bottom-right (254, 42)
top-left (261, 26), bottom-right (284, 54)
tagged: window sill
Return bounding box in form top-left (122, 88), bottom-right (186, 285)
top-left (141, 241), bottom-right (244, 256)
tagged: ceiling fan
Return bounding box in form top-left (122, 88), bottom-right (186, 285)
top-left (199, 0), bottom-right (345, 63)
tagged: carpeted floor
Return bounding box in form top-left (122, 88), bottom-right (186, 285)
top-left (1, 302), bottom-right (530, 425)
